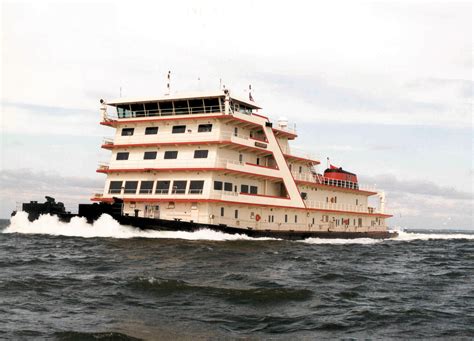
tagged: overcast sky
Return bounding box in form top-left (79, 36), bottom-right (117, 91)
top-left (1, 0), bottom-right (472, 229)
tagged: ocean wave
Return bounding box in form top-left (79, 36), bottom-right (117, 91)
top-left (129, 276), bottom-right (313, 303)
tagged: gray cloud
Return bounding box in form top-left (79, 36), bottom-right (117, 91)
top-left (360, 174), bottom-right (473, 201)
top-left (1, 101), bottom-right (91, 116)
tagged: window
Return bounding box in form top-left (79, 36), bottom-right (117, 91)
top-left (356, 199), bottom-right (359, 205)
top-left (160, 101), bottom-right (173, 115)
top-left (145, 127), bottom-right (158, 135)
top-left (224, 182), bottom-right (233, 192)
top-left (234, 127), bottom-right (238, 137)
top-left (312, 217), bottom-right (315, 224)
top-left (299, 166), bottom-right (302, 174)
top-left (172, 125), bottom-right (186, 134)
top-left (155, 181), bottom-right (170, 194)
top-left (235, 210), bottom-right (238, 219)
top-left (295, 215), bottom-right (298, 223)
top-left (108, 181), bottom-right (122, 194)
top-left (256, 157), bottom-right (260, 165)
top-left (285, 214), bottom-right (288, 223)
top-left (139, 181), bottom-right (154, 194)
top-left (204, 98), bottom-right (220, 113)
top-left (198, 124), bottom-right (212, 132)
top-left (124, 181), bottom-right (138, 194)
top-left (301, 192), bottom-right (307, 200)
top-left (144, 151), bottom-right (157, 160)
top-left (121, 128), bottom-right (134, 136)
top-left (241, 184), bottom-right (249, 193)
top-left (193, 150), bottom-right (209, 158)
top-left (220, 207), bottom-right (224, 217)
top-left (189, 99), bottom-right (204, 114)
top-left (239, 154), bottom-right (243, 163)
top-left (172, 180), bottom-right (187, 194)
top-left (214, 181), bottom-right (223, 190)
top-left (116, 152), bottom-right (129, 160)
top-left (164, 151), bottom-right (178, 159)
top-left (250, 186), bottom-right (258, 194)
top-left (174, 101), bottom-right (189, 115)
top-left (189, 180), bottom-right (204, 194)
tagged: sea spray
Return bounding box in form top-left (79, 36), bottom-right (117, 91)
top-left (4, 211), bottom-right (273, 241)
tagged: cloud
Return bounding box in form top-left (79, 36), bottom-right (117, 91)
top-left (360, 174), bottom-right (473, 201)
top-left (0, 169), bottom-right (103, 217)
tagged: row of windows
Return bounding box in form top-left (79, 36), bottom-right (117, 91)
top-left (213, 181), bottom-right (258, 194)
top-left (120, 124), bottom-right (213, 136)
top-left (116, 150), bottom-right (209, 161)
top-left (109, 180), bottom-right (205, 195)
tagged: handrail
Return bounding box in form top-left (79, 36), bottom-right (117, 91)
top-left (115, 105), bottom-right (224, 119)
top-left (292, 171), bottom-right (376, 191)
top-left (304, 200), bottom-right (379, 214)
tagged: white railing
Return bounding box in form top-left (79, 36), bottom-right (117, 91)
top-left (291, 171), bottom-right (376, 191)
top-left (105, 130), bottom-right (253, 146)
top-left (304, 200), bottom-right (378, 214)
top-left (115, 105), bottom-right (224, 119)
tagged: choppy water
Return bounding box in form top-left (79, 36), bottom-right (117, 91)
top-left (1, 212), bottom-right (473, 340)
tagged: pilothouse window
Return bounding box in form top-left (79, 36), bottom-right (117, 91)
top-left (121, 128), bottom-right (134, 136)
top-left (198, 124), bottom-right (213, 132)
top-left (124, 181), bottom-right (138, 194)
top-left (155, 181), bottom-right (170, 194)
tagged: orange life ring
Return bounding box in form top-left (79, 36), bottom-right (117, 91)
top-left (255, 214), bottom-right (261, 222)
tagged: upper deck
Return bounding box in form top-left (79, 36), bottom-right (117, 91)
top-left (105, 91), bottom-right (260, 119)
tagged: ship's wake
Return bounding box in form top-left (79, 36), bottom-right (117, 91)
top-left (3, 212), bottom-right (473, 243)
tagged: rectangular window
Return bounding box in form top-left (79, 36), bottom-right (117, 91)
top-left (139, 181), bottom-right (154, 194)
top-left (116, 152), bottom-right (129, 160)
top-left (241, 184), bottom-right (249, 193)
top-left (108, 181), bottom-right (122, 194)
top-left (285, 214), bottom-right (288, 223)
top-left (164, 151), bottom-right (178, 159)
top-left (172, 180), bottom-right (187, 194)
top-left (295, 215), bottom-right (298, 223)
top-left (124, 181), bottom-right (138, 194)
top-left (299, 166), bottom-right (302, 174)
top-left (193, 150), bottom-right (209, 159)
top-left (234, 127), bottom-right (238, 137)
top-left (172, 125), bottom-right (186, 134)
top-left (144, 151), bottom-right (157, 160)
top-left (121, 128), bottom-right (134, 136)
top-left (224, 182), bottom-right (233, 192)
top-left (189, 180), bottom-right (204, 194)
top-left (301, 192), bottom-right (307, 200)
top-left (250, 186), bottom-right (258, 194)
top-left (234, 210), bottom-right (238, 219)
top-left (145, 127), bottom-right (158, 135)
top-left (198, 124), bottom-right (212, 132)
top-left (220, 207), bottom-right (224, 217)
top-left (155, 181), bottom-right (170, 194)
top-left (214, 181), bottom-right (223, 190)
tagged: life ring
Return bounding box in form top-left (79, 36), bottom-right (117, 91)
top-left (255, 214), bottom-right (261, 222)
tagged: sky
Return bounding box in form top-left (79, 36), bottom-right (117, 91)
top-left (1, 0), bottom-right (472, 229)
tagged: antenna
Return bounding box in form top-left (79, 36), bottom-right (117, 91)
top-left (119, 86), bottom-right (122, 97)
top-left (219, 78), bottom-right (222, 89)
top-left (166, 71), bottom-right (171, 95)
top-left (248, 84), bottom-right (254, 102)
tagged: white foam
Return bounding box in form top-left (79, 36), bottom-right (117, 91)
top-left (301, 237), bottom-right (382, 245)
top-left (4, 212), bottom-right (473, 242)
top-left (392, 230), bottom-right (474, 241)
top-left (3, 211), bottom-right (273, 241)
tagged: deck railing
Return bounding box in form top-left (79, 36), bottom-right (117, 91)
top-left (304, 200), bottom-right (378, 214)
top-left (292, 171), bottom-right (375, 191)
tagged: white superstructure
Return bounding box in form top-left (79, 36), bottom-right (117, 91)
top-left (93, 90), bottom-right (391, 233)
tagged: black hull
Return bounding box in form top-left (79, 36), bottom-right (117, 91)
top-left (13, 198), bottom-right (398, 240)
top-left (35, 212), bottom-right (396, 240)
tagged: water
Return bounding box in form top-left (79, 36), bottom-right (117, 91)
top-left (1, 213), bottom-right (473, 340)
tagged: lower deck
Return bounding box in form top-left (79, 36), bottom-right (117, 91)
top-left (122, 201), bottom-right (388, 234)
